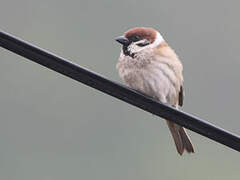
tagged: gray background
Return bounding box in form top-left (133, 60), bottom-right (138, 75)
top-left (0, 0), bottom-right (240, 180)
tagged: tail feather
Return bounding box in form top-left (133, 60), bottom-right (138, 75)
top-left (166, 121), bottom-right (194, 155)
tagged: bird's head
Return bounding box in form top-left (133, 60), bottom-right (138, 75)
top-left (115, 27), bottom-right (165, 58)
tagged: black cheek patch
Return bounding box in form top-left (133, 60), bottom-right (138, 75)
top-left (122, 46), bottom-right (135, 58)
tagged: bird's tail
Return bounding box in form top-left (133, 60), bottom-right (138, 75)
top-left (166, 121), bottom-right (194, 155)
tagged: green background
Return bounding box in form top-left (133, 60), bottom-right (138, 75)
top-left (1, 0), bottom-right (240, 179)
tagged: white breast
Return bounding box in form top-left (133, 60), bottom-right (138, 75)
top-left (117, 55), bottom-right (180, 105)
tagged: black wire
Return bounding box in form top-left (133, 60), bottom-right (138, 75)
top-left (1, 30), bottom-right (240, 152)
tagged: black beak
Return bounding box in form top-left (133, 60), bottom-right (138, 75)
top-left (115, 36), bottom-right (130, 46)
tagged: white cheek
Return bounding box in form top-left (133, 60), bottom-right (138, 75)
top-left (128, 44), bottom-right (146, 54)
top-left (128, 44), bottom-right (138, 52)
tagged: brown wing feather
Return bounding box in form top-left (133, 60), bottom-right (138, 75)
top-left (179, 85), bottom-right (184, 106)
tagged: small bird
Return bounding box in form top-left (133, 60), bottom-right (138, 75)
top-left (115, 27), bottom-right (194, 155)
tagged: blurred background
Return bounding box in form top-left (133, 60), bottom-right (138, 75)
top-left (1, 0), bottom-right (240, 179)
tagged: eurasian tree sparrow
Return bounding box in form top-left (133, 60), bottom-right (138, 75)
top-left (115, 27), bottom-right (194, 155)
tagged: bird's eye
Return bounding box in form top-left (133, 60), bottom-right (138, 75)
top-left (136, 40), bottom-right (150, 47)
top-left (129, 35), bottom-right (141, 42)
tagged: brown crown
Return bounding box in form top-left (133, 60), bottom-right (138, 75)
top-left (124, 27), bottom-right (157, 43)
